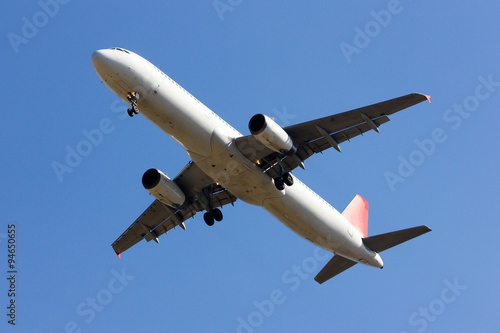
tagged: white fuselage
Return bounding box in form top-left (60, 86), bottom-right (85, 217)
top-left (92, 48), bottom-right (383, 268)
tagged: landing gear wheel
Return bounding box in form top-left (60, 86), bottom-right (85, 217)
top-left (274, 177), bottom-right (285, 191)
top-left (212, 208), bottom-right (223, 222)
top-left (132, 104), bottom-right (139, 114)
top-left (204, 212), bottom-right (215, 226)
top-left (126, 92), bottom-right (140, 116)
top-left (283, 172), bottom-right (294, 186)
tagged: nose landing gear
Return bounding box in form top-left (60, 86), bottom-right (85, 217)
top-left (126, 92), bottom-right (139, 117)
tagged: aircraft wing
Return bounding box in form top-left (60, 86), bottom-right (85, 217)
top-left (111, 162), bottom-right (237, 257)
top-left (235, 93), bottom-right (430, 178)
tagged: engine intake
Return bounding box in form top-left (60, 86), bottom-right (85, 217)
top-left (249, 114), bottom-right (294, 154)
top-left (142, 168), bottom-right (185, 206)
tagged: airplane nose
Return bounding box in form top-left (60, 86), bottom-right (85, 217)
top-left (92, 49), bottom-right (120, 82)
top-left (91, 49), bottom-right (109, 70)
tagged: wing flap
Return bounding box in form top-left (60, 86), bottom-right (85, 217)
top-left (276, 116), bottom-right (391, 175)
top-left (284, 93), bottom-right (428, 144)
top-left (309, 115), bottom-right (390, 154)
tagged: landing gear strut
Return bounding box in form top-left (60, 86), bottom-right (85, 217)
top-left (203, 184), bottom-right (223, 226)
top-left (126, 92), bottom-right (139, 117)
top-left (273, 155), bottom-right (294, 190)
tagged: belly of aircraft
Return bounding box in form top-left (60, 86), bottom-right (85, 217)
top-left (194, 140), bottom-right (282, 206)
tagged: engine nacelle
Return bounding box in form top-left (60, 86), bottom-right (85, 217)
top-left (142, 168), bottom-right (185, 206)
top-left (248, 114), bottom-right (294, 154)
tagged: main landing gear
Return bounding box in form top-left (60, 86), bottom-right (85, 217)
top-left (203, 208), bottom-right (223, 226)
top-left (274, 172), bottom-right (293, 191)
top-left (126, 92), bottom-right (139, 117)
top-left (272, 155), bottom-right (294, 191)
top-left (203, 183), bottom-right (223, 226)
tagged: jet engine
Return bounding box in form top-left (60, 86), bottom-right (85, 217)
top-left (248, 114), bottom-right (294, 154)
top-left (142, 168), bottom-right (186, 206)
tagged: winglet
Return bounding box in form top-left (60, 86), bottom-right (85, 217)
top-left (413, 92), bottom-right (431, 103)
top-left (116, 252), bottom-right (121, 260)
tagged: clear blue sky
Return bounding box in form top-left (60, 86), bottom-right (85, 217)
top-left (2, 1), bottom-right (499, 332)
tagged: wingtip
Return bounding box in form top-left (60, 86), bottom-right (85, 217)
top-left (116, 252), bottom-right (121, 260)
top-left (413, 93), bottom-right (431, 103)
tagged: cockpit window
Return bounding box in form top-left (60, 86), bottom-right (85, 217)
top-left (110, 47), bottom-right (130, 54)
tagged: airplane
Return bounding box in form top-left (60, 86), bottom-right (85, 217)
top-left (92, 47), bottom-right (431, 284)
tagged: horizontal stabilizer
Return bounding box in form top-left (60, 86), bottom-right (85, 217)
top-left (314, 255), bottom-right (357, 284)
top-left (362, 225), bottom-right (431, 253)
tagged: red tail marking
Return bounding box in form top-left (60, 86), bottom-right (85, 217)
top-left (342, 194), bottom-right (369, 237)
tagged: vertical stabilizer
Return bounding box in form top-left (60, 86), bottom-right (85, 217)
top-left (342, 194), bottom-right (368, 237)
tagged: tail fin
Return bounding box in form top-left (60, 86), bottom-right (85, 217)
top-left (342, 194), bottom-right (368, 237)
top-left (362, 225), bottom-right (431, 253)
